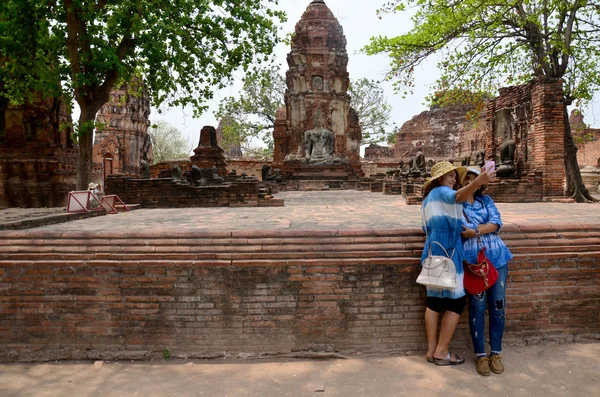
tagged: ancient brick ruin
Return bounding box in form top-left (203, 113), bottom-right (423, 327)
top-left (190, 126), bottom-right (228, 176)
top-left (484, 77), bottom-right (566, 199)
top-left (364, 143), bottom-right (394, 161)
top-left (272, 0), bottom-right (363, 185)
top-left (391, 102), bottom-right (486, 162)
top-left (107, 124), bottom-right (283, 207)
top-left (92, 82), bottom-right (152, 186)
top-left (363, 77), bottom-right (571, 202)
top-left (215, 117), bottom-right (243, 158)
top-left (571, 109), bottom-right (600, 167)
top-left (571, 110), bottom-right (600, 194)
top-left (0, 95), bottom-right (77, 208)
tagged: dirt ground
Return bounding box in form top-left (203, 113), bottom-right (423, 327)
top-left (1, 343), bottom-right (598, 397)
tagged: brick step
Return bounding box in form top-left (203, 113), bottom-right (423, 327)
top-left (1, 250), bottom-right (419, 261)
top-left (0, 239), bottom-right (594, 254)
top-left (509, 245), bottom-right (600, 254)
top-left (2, 238), bottom-right (594, 255)
top-left (2, 233), bottom-right (598, 247)
top-left (0, 236), bottom-right (426, 246)
top-left (503, 238), bottom-right (600, 247)
top-left (0, 256), bottom-right (421, 267)
top-left (0, 242), bottom-right (418, 254)
top-left (0, 239), bottom-right (596, 257)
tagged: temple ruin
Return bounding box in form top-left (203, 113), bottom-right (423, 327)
top-left (0, 95), bottom-right (77, 207)
top-left (92, 82), bottom-right (152, 186)
top-left (272, 0), bottom-right (363, 187)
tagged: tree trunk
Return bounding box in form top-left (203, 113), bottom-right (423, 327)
top-left (563, 106), bottom-right (596, 202)
top-left (75, 108), bottom-right (97, 190)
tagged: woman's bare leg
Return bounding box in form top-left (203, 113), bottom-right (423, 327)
top-left (433, 311), bottom-right (461, 360)
top-left (425, 308), bottom-right (440, 359)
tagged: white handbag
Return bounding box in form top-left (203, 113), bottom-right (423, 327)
top-left (417, 203), bottom-right (459, 289)
top-left (416, 241), bottom-right (458, 289)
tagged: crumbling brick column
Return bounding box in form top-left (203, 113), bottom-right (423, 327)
top-left (531, 78), bottom-right (566, 197)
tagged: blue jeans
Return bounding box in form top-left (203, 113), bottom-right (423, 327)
top-left (468, 265), bottom-right (508, 355)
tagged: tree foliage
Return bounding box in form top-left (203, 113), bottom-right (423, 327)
top-left (348, 78), bottom-right (395, 145)
top-left (0, 0), bottom-right (285, 188)
top-left (215, 67), bottom-right (396, 152)
top-left (363, 0), bottom-right (600, 201)
top-left (215, 65), bottom-right (285, 155)
top-left (148, 121), bottom-right (190, 165)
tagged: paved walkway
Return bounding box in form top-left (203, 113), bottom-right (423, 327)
top-left (1, 343), bottom-right (597, 397)
top-left (11, 191), bottom-right (600, 233)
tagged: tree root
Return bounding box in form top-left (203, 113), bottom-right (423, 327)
top-left (568, 186), bottom-right (598, 203)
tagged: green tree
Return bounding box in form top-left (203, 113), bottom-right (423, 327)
top-left (364, 0), bottom-right (600, 202)
top-left (148, 121), bottom-right (190, 165)
top-left (215, 65), bottom-right (285, 156)
top-left (0, 0), bottom-right (285, 189)
top-left (348, 78), bottom-right (395, 145)
top-left (215, 67), bottom-right (395, 151)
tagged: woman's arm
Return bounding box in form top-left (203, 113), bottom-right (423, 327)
top-left (461, 196), bottom-right (502, 238)
top-left (461, 223), bottom-right (499, 239)
top-left (455, 170), bottom-right (495, 203)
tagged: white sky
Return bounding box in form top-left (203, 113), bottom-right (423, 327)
top-left (145, 0), bottom-right (600, 150)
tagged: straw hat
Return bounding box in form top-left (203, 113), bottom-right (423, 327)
top-left (88, 182), bottom-right (99, 190)
top-left (422, 161), bottom-right (467, 192)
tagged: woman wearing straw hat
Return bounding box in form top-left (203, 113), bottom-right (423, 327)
top-left (421, 161), bottom-right (495, 366)
top-left (460, 166), bottom-right (513, 376)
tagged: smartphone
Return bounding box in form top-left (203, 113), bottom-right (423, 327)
top-left (483, 160), bottom-right (495, 172)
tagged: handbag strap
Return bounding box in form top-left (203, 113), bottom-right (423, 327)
top-left (429, 241), bottom-right (452, 258)
top-left (462, 208), bottom-right (484, 247)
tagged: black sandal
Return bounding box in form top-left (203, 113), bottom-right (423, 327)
top-left (433, 352), bottom-right (465, 366)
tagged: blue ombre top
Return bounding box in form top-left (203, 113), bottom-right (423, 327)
top-left (461, 195), bottom-right (513, 269)
top-left (420, 186), bottom-right (465, 299)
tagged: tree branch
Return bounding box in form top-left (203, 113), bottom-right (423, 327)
top-left (560, 1), bottom-right (583, 75)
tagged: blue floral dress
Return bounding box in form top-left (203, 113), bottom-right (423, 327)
top-left (420, 186), bottom-right (465, 299)
top-left (461, 195), bottom-right (513, 269)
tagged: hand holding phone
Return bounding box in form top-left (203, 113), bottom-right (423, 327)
top-left (483, 160), bottom-right (495, 172)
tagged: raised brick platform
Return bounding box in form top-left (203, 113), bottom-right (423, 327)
top-left (0, 221), bottom-right (598, 361)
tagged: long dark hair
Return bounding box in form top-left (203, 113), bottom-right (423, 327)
top-left (423, 171), bottom-right (460, 198)
top-left (423, 180), bottom-right (440, 198)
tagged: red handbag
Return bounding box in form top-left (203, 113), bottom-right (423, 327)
top-left (462, 208), bottom-right (499, 295)
top-left (463, 245), bottom-right (499, 295)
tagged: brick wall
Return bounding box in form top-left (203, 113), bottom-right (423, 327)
top-left (226, 158), bottom-right (267, 180)
top-left (105, 175), bottom-right (259, 207)
top-left (485, 173), bottom-right (544, 203)
top-left (0, 225), bottom-right (598, 361)
top-left (361, 162), bottom-right (398, 178)
top-left (571, 110), bottom-right (600, 167)
top-left (151, 159), bottom-right (269, 181)
top-left (577, 138), bottom-right (600, 167)
top-left (364, 144), bottom-right (394, 160)
top-left (392, 104), bottom-right (486, 159)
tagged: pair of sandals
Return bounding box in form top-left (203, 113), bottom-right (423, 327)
top-left (426, 352), bottom-right (465, 366)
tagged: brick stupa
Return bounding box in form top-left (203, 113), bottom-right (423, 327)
top-left (190, 126), bottom-right (228, 175)
top-left (272, 0), bottom-right (363, 181)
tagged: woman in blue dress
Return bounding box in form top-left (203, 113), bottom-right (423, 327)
top-left (421, 161), bottom-right (495, 366)
top-left (460, 166), bottom-right (513, 376)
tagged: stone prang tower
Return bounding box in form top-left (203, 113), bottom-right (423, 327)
top-left (273, 0), bottom-right (362, 180)
top-left (93, 81), bottom-right (152, 183)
